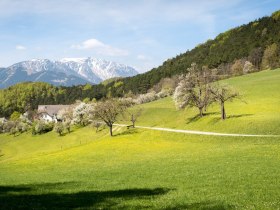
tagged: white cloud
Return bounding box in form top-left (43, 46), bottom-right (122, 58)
top-left (16, 45), bottom-right (26, 50)
top-left (71, 38), bottom-right (128, 56)
top-left (137, 54), bottom-right (151, 61)
top-left (72, 39), bottom-right (104, 50)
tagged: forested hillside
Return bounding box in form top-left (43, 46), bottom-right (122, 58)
top-left (1, 10), bottom-right (280, 118)
top-left (116, 10), bottom-right (280, 93)
top-left (0, 82), bottom-right (106, 117)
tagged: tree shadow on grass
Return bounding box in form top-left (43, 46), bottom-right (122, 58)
top-left (227, 114), bottom-right (253, 119)
top-left (186, 112), bottom-right (219, 124)
top-left (114, 128), bottom-right (139, 137)
top-left (0, 183), bottom-right (170, 209)
top-left (208, 113), bottom-right (254, 125)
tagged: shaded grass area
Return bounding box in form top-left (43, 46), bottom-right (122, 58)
top-left (0, 183), bottom-right (235, 209)
top-left (0, 183), bottom-right (170, 209)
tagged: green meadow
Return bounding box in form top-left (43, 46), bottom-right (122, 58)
top-left (0, 69), bottom-right (280, 209)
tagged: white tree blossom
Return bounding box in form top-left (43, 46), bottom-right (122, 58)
top-left (243, 61), bottom-right (255, 74)
top-left (73, 102), bottom-right (94, 126)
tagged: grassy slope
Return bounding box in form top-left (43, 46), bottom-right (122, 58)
top-left (134, 69), bottom-right (280, 135)
top-left (0, 69), bottom-right (280, 209)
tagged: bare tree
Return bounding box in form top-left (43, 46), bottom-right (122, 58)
top-left (91, 121), bottom-right (103, 132)
top-left (210, 84), bottom-right (242, 120)
top-left (249, 47), bottom-right (263, 70)
top-left (93, 99), bottom-right (127, 136)
top-left (57, 106), bottom-right (73, 123)
top-left (126, 108), bottom-right (142, 128)
top-left (173, 63), bottom-right (212, 117)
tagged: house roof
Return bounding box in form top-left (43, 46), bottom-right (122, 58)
top-left (38, 105), bottom-right (71, 116)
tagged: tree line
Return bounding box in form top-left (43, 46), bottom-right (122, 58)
top-left (0, 98), bottom-right (142, 137)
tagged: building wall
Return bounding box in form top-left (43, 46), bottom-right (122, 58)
top-left (41, 114), bottom-right (55, 122)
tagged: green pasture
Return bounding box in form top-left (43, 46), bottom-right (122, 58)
top-left (0, 69), bottom-right (280, 209)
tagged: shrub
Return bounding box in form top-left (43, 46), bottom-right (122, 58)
top-left (16, 122), bottom-right (29, 133)
top-left (9, 127), bottom-right (17, 136)
top-left (135, 91), bottom-right (158, 104)
top-left (33, 121), bottom-right (54, 135)
top-left (118, 97), bottom-right (136, 107)
top-left (54, 122), bottom-right (64, 136)
top-left (64, 121), bottom-right (71, 134)
top-left (243, 61), bottom-right (255, 74)
top-left (10, 111), bottom-right (21, 121)
top-left (3, 121), bottom-right (16, 133)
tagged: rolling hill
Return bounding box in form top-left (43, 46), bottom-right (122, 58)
top-left (0, 69), bottom-right (280, 209)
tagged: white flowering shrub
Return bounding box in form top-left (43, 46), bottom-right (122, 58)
top-left (173, 78), bottom-right (190, 109)
top-left (156, 90), bottom-right (169, 98)
top-left (73, 102), bottom-right (94, 126)
top-left (118, 97), bottom-right (136, 107)
top-left (135, 91), bottom-right (158, 104)
top-left (243, 61), bottom-right (255, 74)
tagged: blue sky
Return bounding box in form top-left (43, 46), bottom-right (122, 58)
top-left (0, 0), bottom-right (279, 72)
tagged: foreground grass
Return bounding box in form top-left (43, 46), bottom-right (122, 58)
top-left (0, 69), bottom-right (280, 209)
top-left (1, 127), bottom-right (280, 209)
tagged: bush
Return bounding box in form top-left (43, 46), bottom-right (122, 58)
top-left (16, 122), bottom-right (29, 133)
top-left (243, 61), bottom-right (255, 74)
top-left (118, 97), bottom-right (136, 107)
top-left (9, 127), bottom-right (17, 136)
top-left (0, 122), bottom-right (4, 133)
top-left (10, 111), bottom-right (21, 121)
top-left (33, 121), bottom-right (54, 135)
top-left (156, 90), bottom-right (169, 98)
top-left (3, 121), bottom-right (16, 133)
top-left (54, 122), bottom-right (64, 136)
top-left (64, 121), bottom-right (71, 134)
top-left (135, 91), bottom-right (158, 104)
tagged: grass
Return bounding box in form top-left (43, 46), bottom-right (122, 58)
top-left (0, 69), bottom-right (280, 209)
top-left (133, 69), bottom-right (280, 135)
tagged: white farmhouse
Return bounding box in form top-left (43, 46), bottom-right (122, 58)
top-left (38, 105), bottom-right (71, 122)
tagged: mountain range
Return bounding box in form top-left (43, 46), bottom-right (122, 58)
top-left (0, 57), bottom-right (138, 88)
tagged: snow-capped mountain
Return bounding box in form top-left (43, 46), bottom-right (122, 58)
top-left (0, 58), bottom-right (138, 89)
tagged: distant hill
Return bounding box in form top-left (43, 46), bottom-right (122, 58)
top-left (0, 58), bottom-right (138, 89)
top-left (113, 10), bottom-right (280, 94)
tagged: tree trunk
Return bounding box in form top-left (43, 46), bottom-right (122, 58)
top-left (131, 114), bottom-right (135, 128)
top-left (109, 125), bottom-right (113, 136)
top-left (199, 108), bottom-right (203, 117)
top-left (221, 101), bottom-right (226, 120)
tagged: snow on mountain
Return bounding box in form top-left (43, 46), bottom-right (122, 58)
top-left (59, 57), bottom-right (138, 82)
top-left (0, 57), bottom-right (138, 89)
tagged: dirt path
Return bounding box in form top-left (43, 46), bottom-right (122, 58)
top-left (114, 124), bottom-right (279, 137)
